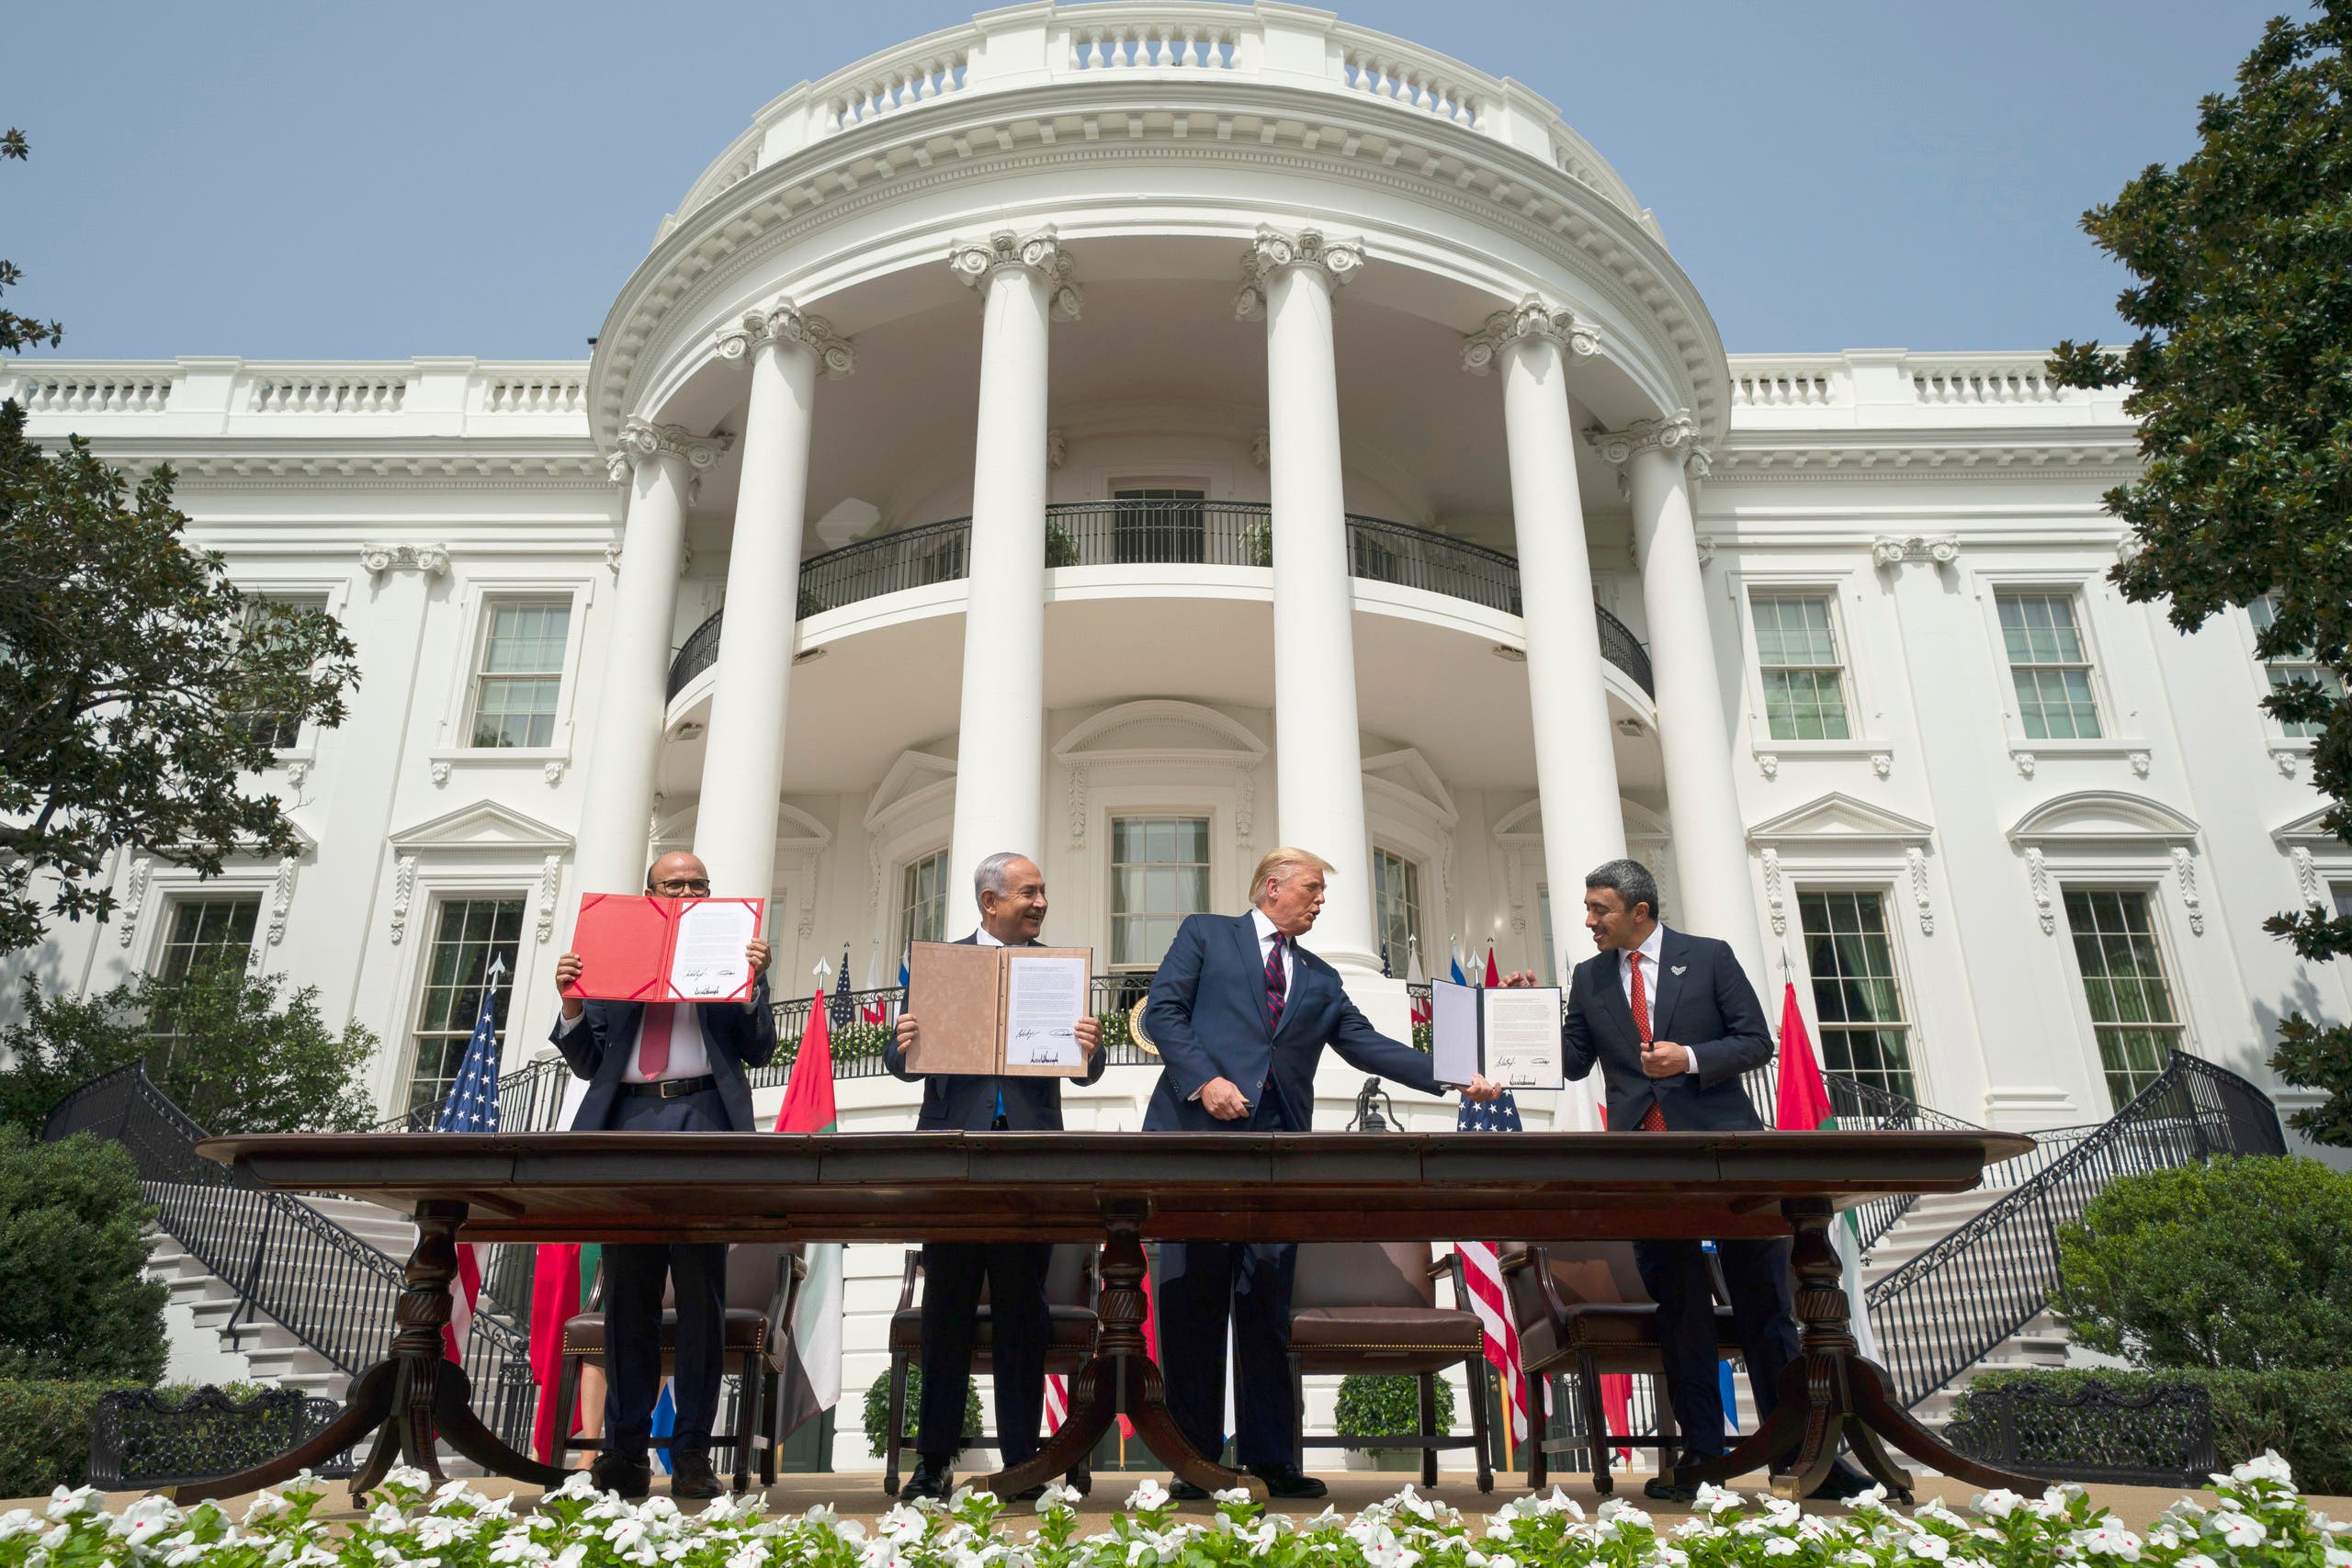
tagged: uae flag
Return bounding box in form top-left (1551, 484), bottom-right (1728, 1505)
top-left (1771, 979), bottom-right (1880, 1359)
top-left (774, 977), bottom-right (846, 1436)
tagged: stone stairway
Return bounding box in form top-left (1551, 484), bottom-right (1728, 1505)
top-left (1859, 1188), bottom-right (2069, 1427)
top-left (148, 1194), bottom-right (418, 1401)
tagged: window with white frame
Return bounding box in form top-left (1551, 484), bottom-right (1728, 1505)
top-left (2248, 595), bottom-right (2344, 739)
top-left (1110, 487), bottom-right (1207, 566)
top-left (406, 897), bottom-right (524, 1114)
top-left (899, 851), bottom-right (950, 950)
top-left (2062, 888), bottom-right (2184, 1109)
top-left (1751, 592), bottom-right (1851, 740)
top-left (153, 895), bottom-right (260, 982)
top-left (1796, 890), bottom-right (1917, 1101)
top-left (468, 600), bottom-right (571, 749)
top-left (236, 592), bottom-right (331, 750)
top-left (1111, 816), bottom-right (1210, 969)
top-left (2334, 882), bottom-right (2352, 921)
top-left (1997, 592), bottom-right (2103, 739)
top-left (1372, 848), bottom-right (1422, 976)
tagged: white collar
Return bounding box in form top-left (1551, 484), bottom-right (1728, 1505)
top-left (973, 927), bottom-right (1005, 948)
top-left (1250, 908), bottom-right (1282, 946)
top-left (1621, 923), bottom-right (1665, 971)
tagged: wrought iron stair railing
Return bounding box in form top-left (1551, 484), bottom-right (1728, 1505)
top-left (1862, 1050), bottom-right (2286, 1413)
top-left (45, 1063), bottom-right (540, 1450)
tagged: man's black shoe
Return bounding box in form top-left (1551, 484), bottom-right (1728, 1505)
top-left (1248, 1464), bottom-right (1328, 1500)
top-left (1645, 1472), bottom-right (1700, 1505)
top-left (1065, 1466), bottom-right (1092, 1497)
top-left (670, 1450), bottom-right (723, 1501)
top-left (1167, 1478), bottom-right (1210, 1501)
top-left (901, 1456), bottom-right (955, 1501)
top-left (1804, 1460), bottom-right (1883, 1503)
top-left (589, 1452), bottom-right (652, 1501)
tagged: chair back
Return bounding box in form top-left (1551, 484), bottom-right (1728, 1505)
top-left (1044, 1243), bottom-right (1095, 1307)
top-left (725, 1242), bottom-right (800, 1313)
top-left (1541, 1240), bottom-right (1649, 1306)
top-left (1289, 1241), bottom-right (1435, 1310)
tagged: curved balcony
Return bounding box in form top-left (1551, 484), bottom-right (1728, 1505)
top-left (664, 500), bottom-right (1654, 699)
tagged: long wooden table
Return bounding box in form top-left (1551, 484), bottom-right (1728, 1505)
top-left (189, 1129), bottom-right (2038, 1505)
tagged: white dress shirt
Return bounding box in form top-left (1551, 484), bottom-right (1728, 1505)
top-left (554, 998), bottom-right (713, 1082)
top-left (1615, 923), bottom-right (1699, 1081)
top-left (975, 928), bottom-right (1005, 948)
top-left (1250, 907), bottom-right (1288, 987)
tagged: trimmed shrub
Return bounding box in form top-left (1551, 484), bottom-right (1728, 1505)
top-left (0, 1379), bottom-right (129, 1495)
top-left (0, 1127), bottom-right (166, 1383)
top-left (2050, 1154), bottom-right (2352, 1371)
top-left (1333, 1371), bottom-right (1455, 1454)
top-left (861, 1367), bottom-right (983, 1461)
top-left (1958, 1367), bottom-right (2352, 1496)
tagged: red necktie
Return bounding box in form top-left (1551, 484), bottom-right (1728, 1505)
top-left (1630, 954), bottom-right (1667, 1131)
top-left (639, 1003), bottom-right (674, 1079)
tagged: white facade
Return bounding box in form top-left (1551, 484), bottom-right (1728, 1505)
top-left (6, 0), bottom-right (2347, 1465)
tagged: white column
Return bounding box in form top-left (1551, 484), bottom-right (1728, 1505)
top-left (574, 420), bottom-right (727, 897)
top-left (1464, 299), bottom-right (1627, 979)
top-left (1593, 413), bottom-right (1769, 988)
top-left (1238, 227), bottom-right (1379, 971)
top-left (944, 229), bottom-right (1082, 895)
top-left (692, 301), bottom-right (854, 896)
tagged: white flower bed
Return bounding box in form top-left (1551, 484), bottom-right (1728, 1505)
top-left (4, 1456), bottom-right (2346, 1568)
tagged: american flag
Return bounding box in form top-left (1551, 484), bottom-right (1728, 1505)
top-left (435, 956), bottom-right (504, 1363)
top-left (1045, 1374), bottom-right (1069, 1433)
top-left (1453, 1088), bottom-right (1535, 1447)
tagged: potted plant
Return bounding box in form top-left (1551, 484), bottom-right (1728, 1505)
top-left (1333, 1372), bottom-right (1453, 1472)
top-left (862, 1366), bottom-right (985, 1461)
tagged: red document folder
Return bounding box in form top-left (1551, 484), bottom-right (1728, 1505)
top-left (562, 893), bottom-right (764, 1004)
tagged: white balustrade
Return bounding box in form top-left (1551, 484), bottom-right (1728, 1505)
top-left (1910, 363), bottom-right (2069, 406)
top-left (823, 51), bottom-right (969, 132)
top-left (481, 376), bottom-right (586, 414)
top-left (1340, 47), bottom-right (1481, 128)
top-left (16, 374), bottom-right (175, 413)
top-left (247, 376), bottom-right (407, 414)
top-left (1061, 18), bottom-right (1240, 71)
top-left (1730, 371), bottom-right (1838, 409)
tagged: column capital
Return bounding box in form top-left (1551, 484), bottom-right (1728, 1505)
top-left (1585, 412), bottom-right (1697, 468)
top-left (1461, 296), bottom-right (1600, 375)
top-left (607, 418), bottom-right (731, 483)
top-left (948, 227), bottom-right (1084, 321)
top-left (714, 297), bottom-right (855, 378)
top-left (1235, 226), bottom-right (1365, 321)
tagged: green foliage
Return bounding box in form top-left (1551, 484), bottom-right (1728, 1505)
top-left (1044, 524), bottom-right (1080, 569)
top-left (1332, 1371), bottom-right (1454, 1453)
top-left (0, 969), bottom-right (378, 1135)
top-left (860, 1365), bottom-right (981, 1460)
top-left (2047, 7), bottom-right (2352, 1109)
top-left (0, 1127), bottom-right (166, 1382)
top-left (2269, 1010), bottom-right (2352, 1148)
top-left (1960, 1366), bottom-right (2352, 1498)
top-left (0, 128), bottom-right (62, 354)
top-left (797, 585), bottom-right (825, 620)
top-left (2049, 1155), bottom-right (2352, 1371)
top-left (0, 403), bottom-right (360, 953)
top-left (1240, 522), bottom-right (1272, 569)
top-left (0, 1378), bottom-right (124, 1495)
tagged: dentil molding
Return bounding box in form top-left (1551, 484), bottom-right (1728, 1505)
top-left (1235, 227), bottom-right (1365, 320)
top-left (359, 543), bottom-right (450, 577)
top-left (948, 227), bottom-right (1084, 321)
top-left (712, 297), bottom-right (856, 378)
top-left (1460, 296), bottom-right (1599, 374)
top-left (605, 419), bottom-right (731, 483)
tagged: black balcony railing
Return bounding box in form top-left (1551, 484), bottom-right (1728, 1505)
top-left (665, 501), bottom-right (1657, 699)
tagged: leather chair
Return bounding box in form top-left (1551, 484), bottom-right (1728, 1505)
top-left (1285, 1241), bottom-right (1495, 1492)
top-left (881, 1243), bottom-right (1101, 1495)
top-left (1500, 1239), bottom-right (1743, 1495)
top-left (550, 1243), bottom-right (805, 1492)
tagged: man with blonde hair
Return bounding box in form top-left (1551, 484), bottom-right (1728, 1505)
top-left (1141, 847), bottom-right (1500, 1498)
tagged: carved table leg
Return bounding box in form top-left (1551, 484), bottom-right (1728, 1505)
top-left (175, 1201), bottom-right (565, 1504)
top-left (985, 1200), bottom-right (1262, 1502)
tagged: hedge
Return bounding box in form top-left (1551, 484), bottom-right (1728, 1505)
top-left (0, 1379), bottom-right (128, 1497)
top-left (1958, 1366), bottom-right (2352, 1495)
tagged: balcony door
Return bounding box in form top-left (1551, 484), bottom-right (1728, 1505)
top-left (1112, 488), bottom-right (1206, 566)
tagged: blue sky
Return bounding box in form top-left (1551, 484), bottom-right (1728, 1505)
top-left (4, 1), bottom-right (2286, 360)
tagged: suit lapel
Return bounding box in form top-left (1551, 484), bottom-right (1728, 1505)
top-left (1646, 929), bottom-right (1689, 1044)
top-left (1585, 953), bottom-right (1643, 1054)
top-left (1230, 915), bottom-right (1274, 1038)
top-left (1272, 948), bottom-right (1316, 1041)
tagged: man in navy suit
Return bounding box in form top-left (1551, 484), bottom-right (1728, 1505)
top-left (550, 850), bottom-right (778, 1502)
top-left (1142, 847), bottom-right (1501, 1498)
top-left (1505, 857), bottom-right (1867, 1502)
top-left (886, 851), bottom-right (1104, 1502)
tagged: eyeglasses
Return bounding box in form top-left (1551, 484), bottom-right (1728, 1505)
top-left (650, 878), bottom-right (711, 896)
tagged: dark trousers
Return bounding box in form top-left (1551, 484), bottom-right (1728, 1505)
top-left (1157, 1085), bottom-right (1297, 1470)
top-left (917, 1241), bottom-right (1053, 1463)
top-left (1633, 1235), bottom-right (1801, 1459)
top-left (602, 1089), bottom-right (730, 1463)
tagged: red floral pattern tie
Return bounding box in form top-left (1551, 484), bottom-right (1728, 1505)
top-left (1630, 953), bottom-right (1667, 1131)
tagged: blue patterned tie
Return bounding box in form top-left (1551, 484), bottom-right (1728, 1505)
top-left (1264, 931), bottom-right (1287, 1031)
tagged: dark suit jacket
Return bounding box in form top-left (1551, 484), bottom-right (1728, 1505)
top-left (1141, 911), bottom-right (1440, 1133)
top-left (551, 978), bottom-right (780, 1133)
top-left (1563, 926), bottom-right (1770, 1133)
top-left (883, 931), bottom-right (1107, 1130)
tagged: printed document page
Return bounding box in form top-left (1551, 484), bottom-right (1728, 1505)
top-left (1003, 953), bottom-right (1088, 1068)
top-left (1483, 985), bottom-right (1565, 1089)
top-left (669, 899), bottom-right (758, 1001)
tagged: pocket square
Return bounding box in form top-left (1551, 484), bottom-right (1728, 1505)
top-left (1671, 964), bottom-right (1687, 976)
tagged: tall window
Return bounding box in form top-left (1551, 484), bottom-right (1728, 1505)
top-left (1997, 592), bottom-right (2103, 739)
top-left (1796, 891), bottom-right (1916, 1101)
top-left (407, 897), bottom-right (524, 1114)
top-left (1111, 817), bottom-right (1210, 969)
top-left (1373, 849), bottom-right (1422, 976)
top-left (469, 600), bottom-right (571, 748)
top-left (900, 851), bottom-right (950, 949)
top-left (154, 896), bottom-right (260, 982)
top-left (2248, 595), bottom-right (2344, 739)
top-left (1751, 593), bottom-right (1851, 740)
top-left (237, 593), bottom-right (330, 750)
top-left (2063, 889), bottom-right (2184, 1109)
top-left (1111, 488), bottom-right (1206, 565)
top-left (2333, 882), bottom-right (2352, 921)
